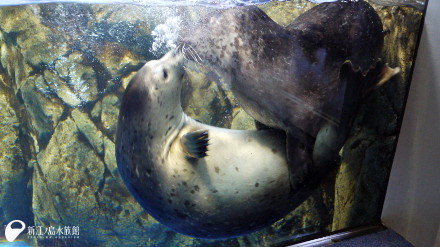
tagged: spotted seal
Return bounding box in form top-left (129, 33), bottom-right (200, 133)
top-left (179, 0), bottom-right (400, 189)
top-left (115, 51), bottom-right (309, 238)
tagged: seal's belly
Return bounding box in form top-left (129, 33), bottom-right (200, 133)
top-left (143, 125), bottom-right (294, 238)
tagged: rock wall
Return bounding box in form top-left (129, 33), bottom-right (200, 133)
top-left (0, 1), bottom-right (424, 246)
top-left (332, 4), bottom-right (424, 230)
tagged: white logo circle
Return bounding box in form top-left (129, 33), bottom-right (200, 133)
top-left (5, 220), bottom-right (26, 242)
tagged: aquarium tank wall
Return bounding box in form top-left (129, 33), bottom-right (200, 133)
top-left (0, 0), bottom-right (427, 246)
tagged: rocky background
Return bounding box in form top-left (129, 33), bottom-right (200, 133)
top-left (0, 1), bottom-right (424, 246)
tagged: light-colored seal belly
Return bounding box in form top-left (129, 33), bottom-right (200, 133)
top-left (116, 51), bottom-right (298, 239)
top-left (165, 119), bottom-right (291, 233)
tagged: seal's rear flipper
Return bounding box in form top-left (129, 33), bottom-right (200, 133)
top-left (366, 63), bottom-right (401, 94)
top-left (310, 61), bottom-right (401, 180)
top-left (182, 129), bottom-right (209, 159)
top-left (286, 129), bottom-right (314, 192)
top-left (341, 60), bottom-right (400, 98)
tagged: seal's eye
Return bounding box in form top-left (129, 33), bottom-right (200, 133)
top-left (163, 69), bottom-right (168, 80)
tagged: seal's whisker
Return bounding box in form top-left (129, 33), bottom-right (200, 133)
top-left (181, 44), bottom-right (189, 60)
top-left (178, 42), bottom-right (184, 54)
top-left (181, 44), bottom-right (190, 62)
top-left (186, 44), bottom-right (203, 66)
top-left (185, 44), bottom-right (200, 64)
top-left (186, 46), bottom-right (201, 65)
top-left (179, 43), bottom-right (184, 56)
top-left (188, 45), bottom-right (203, 64)
top-left (183, 44), bottom-right (200, 67)
top-left (182, 44), bottom-right (192, 61)
top-left (183, 45), bottom-right (202, 70)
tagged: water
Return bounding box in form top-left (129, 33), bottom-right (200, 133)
top-left (0, 0), bottom-right (426, 9)
top-left (0, 0), bottom-right (427, 246)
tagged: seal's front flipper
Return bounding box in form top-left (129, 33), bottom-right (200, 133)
top-left (286, 129), bottom-right (314, 192)
top-left (182, 129), bottom-right (209, 159)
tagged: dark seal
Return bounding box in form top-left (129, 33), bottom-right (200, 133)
top-left (179, 0), bottom-right (399, 190)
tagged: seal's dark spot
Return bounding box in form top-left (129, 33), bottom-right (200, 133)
top-left (194, 185), bottom-right (200, 192)
top-left (165, 126), bottom-right (172, 136)
top-left (235, 167), bottom-right (239, 172)
top-left (271, 148), bottom-right (277, 153)
top-left (214, 167), bottom-right (220, 174)
top-left (255, 182), bottom-right (259, 187)
top-left (163, 69), bottom-right (168, 79)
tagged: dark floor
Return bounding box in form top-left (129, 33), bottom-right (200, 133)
top-left (330, 229), bottom-right (414, 247)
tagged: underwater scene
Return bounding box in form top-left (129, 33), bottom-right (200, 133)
top-left (0, 0), bottom-right (427, 246)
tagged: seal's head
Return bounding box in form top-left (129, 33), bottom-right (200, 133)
top-left (119, 51), bottom-right (185, 128)
top-left (117, 51), bottom-right (185, 161)
top-left (124, 51), bottom-right (184, 110)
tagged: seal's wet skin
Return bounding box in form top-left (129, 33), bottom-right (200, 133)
top-left (116, 52), bottom-right (303, 238)
top-left (179, 0), bottom-right (399, 191)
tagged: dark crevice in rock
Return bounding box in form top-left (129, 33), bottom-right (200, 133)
top-left (57, 107), bottom-right (70, 123)
top-left (97, 167), bottom-right (112, 197)
top-left (115, 62), bottom-right (145, 83)
top-left (2, 30), bottom-right (20, 46)
top-left (28, 62), bottom-right (51, 77)
top-left (75, 123), bottom-right (99, 154)
top-left (82, 50), bottom-right (112, 93)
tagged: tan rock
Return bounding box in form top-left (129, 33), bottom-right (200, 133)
top-left (71, 108), bottom-right (104, 155)
top-left (101, 94), bottom-right (120, 140)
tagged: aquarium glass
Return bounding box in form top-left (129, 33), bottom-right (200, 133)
top-left (0, 0), bottom-right (427, 246)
